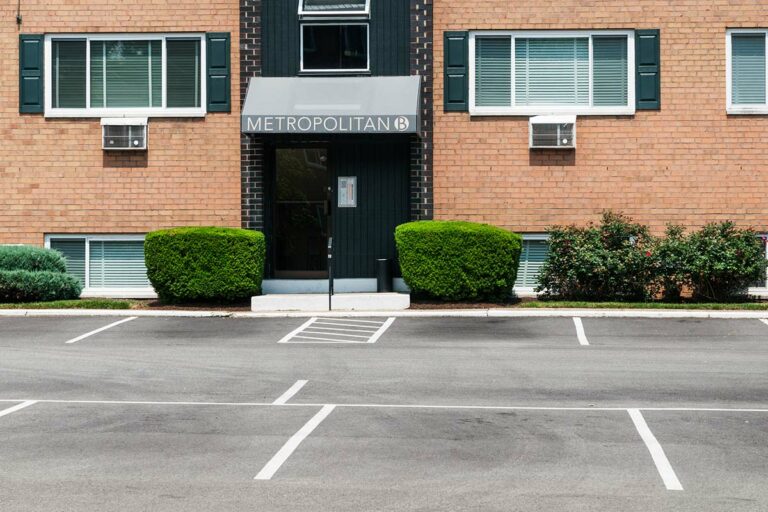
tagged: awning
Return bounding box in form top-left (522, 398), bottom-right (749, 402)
top-left (241, 76), bottom-right (421, 134)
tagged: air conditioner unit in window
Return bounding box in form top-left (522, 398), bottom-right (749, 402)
top-left (101, 118), bottom-right (148, 151)
top-left (529, 115), bottom-right (576, 149)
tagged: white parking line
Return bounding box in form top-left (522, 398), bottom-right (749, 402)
top-left (254, 404), bottom-right (336, 480)
top-left (273, 380), bottom-right (308, 405)
top-left (0, 400), bottom-right (37, 419)
top-left (573, 317), bottom-right (590, 346)
top-left (759, 319), bottom-right (768, 327)
top-left (64, 317), bottom-right (138, 344)
top-left (627, 408), bottom-right (684, 491)
top-left (279, 317), bottom-right (395, 344)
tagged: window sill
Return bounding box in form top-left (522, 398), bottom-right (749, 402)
top-left (470, 106), bottom-right (635, 117)
top-left (44, 108), bottom-right (207, 119)
top-left (727, 106), bottom-right (768, 115)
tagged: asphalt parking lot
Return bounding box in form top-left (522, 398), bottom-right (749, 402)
top-left (1, 315), bottom-right (767, 511)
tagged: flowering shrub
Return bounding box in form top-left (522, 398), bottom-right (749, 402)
top-left (536, 212), bottom-right (659, 301)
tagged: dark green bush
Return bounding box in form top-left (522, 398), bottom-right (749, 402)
top-left (653, 225), bottom-right (692, 301)
top-left (536, 212), bottom-right (658, 301)
top-left (144, 227), bottom-right (266, 303)
top-left (395, 221), bottom-right (522, 301)
top-left (0, 270), bottom-right (82, 302)
top-left (0, 245), bottom-right (67, 273)
top-left (681, 222), bottom-right (766, 301)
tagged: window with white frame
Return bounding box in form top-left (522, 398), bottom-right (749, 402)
top-left (727, 30), bottom-right (768, 114)
top-left (298, 0), bottom-right (370, 17)
top-left (46, 235), bottom-right (152, 294)
top-left (301, 23), bottom-right (369, 72)
top-left (45, 34), bottom-right (205, 117)
top-left (749, 234), bottom-right (768, 291)
top-left (514, 235), bottom-right (549, 291)
top-left (470, 31), bottom-right (635, 115)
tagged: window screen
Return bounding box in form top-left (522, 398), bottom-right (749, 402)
top-left (515, 239), bottom-right (549, 288)
top-left (49, 238), bottom-right (86, 285)
top-left (732, 34), bottom-right (766, 105)
top-left (88, 240), bottom-right (150, 289)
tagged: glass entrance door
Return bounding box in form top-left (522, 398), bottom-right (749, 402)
top-left (274, 148), bottom-right (330, 278)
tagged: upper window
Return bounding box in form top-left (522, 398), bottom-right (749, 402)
top-left (301, 24), bottom-right (369, 72)
top-left (728, 30), bottom-right (768, 114)
top-left (298, 0), bottom-right (370, 17)
top-left (45, 34), bottom-right (205, 117)
top-left (470, 31), bottom-right (635, 116)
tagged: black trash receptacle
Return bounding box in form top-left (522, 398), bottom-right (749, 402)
top-left (376, 258), bottom-right (393, 293)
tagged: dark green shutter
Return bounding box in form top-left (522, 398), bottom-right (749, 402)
top-left (444, 31), bottom-right (468, 112)
top-left (635, 29), bottom-right (660, 110)
top-left (19, 35), bottom-right (44, 113)
top-left (206, 32), bottom-right (230, 112)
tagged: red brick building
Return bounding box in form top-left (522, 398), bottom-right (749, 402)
top-left (433, 1), bottom-right (768, 290)
top-left (3, 0), bottom-right (239, 296)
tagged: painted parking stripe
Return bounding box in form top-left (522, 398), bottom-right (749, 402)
top-left (628, 408), bottom-right (684, 491)
top-left (0, 400), bottom-right (37, 419)
top-left (759, 319), bottom-right (768, 327)
top-left (572, 317), bottom-right (590, 346)
top-left (64, 317), bottom-right (138, 345)
top-left (277, 318), bottom-right (318, 344)
top-left (273, 380), bottom-right (308, 405)
top-left (280, 317), bottom-right (395, 344)
top-left (254, 404), bottom-right (335, 480)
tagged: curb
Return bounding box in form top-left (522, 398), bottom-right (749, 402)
top-left (1, 308), bottom-right (767, 319)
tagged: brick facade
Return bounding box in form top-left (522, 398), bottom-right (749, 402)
top-left (433, 1), bottom-right (768, 234)
top-left (1, 0), bottom-right (241, 245)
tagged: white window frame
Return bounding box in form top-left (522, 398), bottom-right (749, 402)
top-left (469, 30), bottom-right (636, 116)
top-left (298, 0), bottom-right (370, 18)
top-left (44, 33), bottom-right (207, 118)
top-left (300, 22), bottom-right (371, 74)
top-left (513, 233), bottom-right (549, 297)
top-left (726, 29), bottom-right (768, 114)
top-left (44, 234), bottom-right (156, 298)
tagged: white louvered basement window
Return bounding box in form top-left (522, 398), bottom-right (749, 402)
top-left (514, 236), bottom-right (549, 291)
top-left (46, 235), bottom-right (152, 296)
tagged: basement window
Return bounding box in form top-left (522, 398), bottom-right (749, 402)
top-left (514, 234), bottom-right (549, 295)
top-left (46, 235), bottom-right (153, 297)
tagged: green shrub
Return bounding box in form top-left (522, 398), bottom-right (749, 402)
top-left (681, 222), bottom-right (766, 301)
top-left (0, 245), bottom-right (67, 273)
top-left (144, 227), bottom-right (266, 303)
top-left (0, 270), bottom-right (82, 302)
top-left (395, 221), bottom-right (522, 301)
top-left (653, 225), bottom-right (692, 301)
top-left (536, 212), bottom-right (659, 301)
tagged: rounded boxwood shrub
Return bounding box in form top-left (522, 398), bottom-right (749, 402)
top-left (0, 245), bottom-right (67, 273)
top-left (395, 221), bottom-right (522, 301)
top-left (0, 270), bottom-right (82, 302)
top-left (144, 227), bottom-right (266, 303)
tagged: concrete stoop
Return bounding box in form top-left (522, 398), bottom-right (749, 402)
top-left (251, 293), bottom-right (410, 312)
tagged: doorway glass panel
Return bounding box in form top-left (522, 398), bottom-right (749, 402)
top-left (275, 148), bottom-right (329, 278)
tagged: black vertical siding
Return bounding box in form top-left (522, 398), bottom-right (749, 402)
top-left (262, 0), bottom-right (410, 77)
top-left (331, 137), bottom-right (410, 279)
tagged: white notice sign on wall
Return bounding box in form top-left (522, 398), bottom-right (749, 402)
top-left (338, 177), bottom-right (357, 208)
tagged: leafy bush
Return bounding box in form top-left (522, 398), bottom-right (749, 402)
top-left (653, 225), bottom-right (691, 301)
top-left (144, 227), bottom-right (266, 303)
top-left (680, 222), bottom-right (766, 301)
top-left (395, 221), bottom-right (522, 301)
top-left (536, 212), bottom-right (658, 301)
top-left (0, 245), bottom-right (67, 273)
top-left (0, 270), bottom-right (82, 302)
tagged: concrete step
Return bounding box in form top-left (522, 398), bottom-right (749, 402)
top-left (251, 293), bottom-right (410, 312)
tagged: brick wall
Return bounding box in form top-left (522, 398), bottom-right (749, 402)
top-left (0, 0), bottom-right (241, 244)
top-left (433, 1), bottom-right (768, 234)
